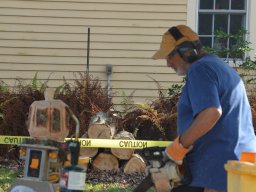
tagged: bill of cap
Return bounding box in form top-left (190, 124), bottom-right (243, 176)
top-left (152, 46), bottom-right (174, 60)
top-left (152, 32), bottom-right (176, 60)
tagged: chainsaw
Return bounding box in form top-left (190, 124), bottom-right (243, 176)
top-left (134, 147), bottom-right (191, 192)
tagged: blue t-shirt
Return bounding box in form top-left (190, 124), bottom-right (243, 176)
top-left (178, 54), bottom-right (256, 191)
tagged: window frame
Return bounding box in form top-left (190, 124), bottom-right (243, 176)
top-left (187, 0), bottom-right (256, 59)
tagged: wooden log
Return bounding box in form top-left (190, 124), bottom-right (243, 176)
top-left (111, 131), bottom-right (135, 160)
top-left (79, 134), bottom-right (98, 158)
top-left (123, 154), bottom-right (146, 174)
top-left (92, 152), bottom-right (119, 171)
top-left (79, 147), bottom-right (98, 158)
top-left (88, 123), bottom-right (114, 139)
top-left (88, 112), bottom-right (115, 139)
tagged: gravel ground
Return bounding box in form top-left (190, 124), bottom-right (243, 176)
top-left (86, 168), bottom-right (146, 189)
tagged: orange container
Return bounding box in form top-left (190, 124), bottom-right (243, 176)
top-left (240, 152), bottom-right (256, 163)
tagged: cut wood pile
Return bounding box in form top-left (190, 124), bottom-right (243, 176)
top-left (79, 112), bottom-right (146, 174)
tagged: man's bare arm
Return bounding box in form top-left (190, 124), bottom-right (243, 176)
top-left (180, 107), bottom-right (222, 148)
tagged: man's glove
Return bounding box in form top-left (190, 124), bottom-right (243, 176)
top-left (165, 137), bottom-right (192, 165)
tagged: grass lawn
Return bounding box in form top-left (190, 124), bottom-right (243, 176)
top-left (0, 166), bottom-right (23, 192)
top-left (85, 183), bottom-right (134, 191)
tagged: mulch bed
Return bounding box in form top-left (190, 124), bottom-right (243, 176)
top-left (0, 157), bottom-right (146, 191)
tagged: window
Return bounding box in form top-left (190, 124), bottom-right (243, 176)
top-left (36, 109), bottom-right (48, 128)
top-left (198, 0), bottom-right (247, 57)
top-left (52, 108), bottom-right (61, 132)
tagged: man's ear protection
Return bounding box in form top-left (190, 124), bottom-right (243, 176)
top-left (168, 27), bottom-right (199, 63)
top-left (176, 42), bottom-right (199, 63)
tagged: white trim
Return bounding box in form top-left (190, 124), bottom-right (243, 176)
top-left (186, 0), bottom-right (197, 31)
top-left (248, 0), bottom-right (256, 58)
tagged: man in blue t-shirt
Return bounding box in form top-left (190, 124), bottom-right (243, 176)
top-left (152, 25), bottom-right (256, 192)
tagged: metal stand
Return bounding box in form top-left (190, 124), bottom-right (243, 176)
top-left (9, 144), bottom-right (60, 192)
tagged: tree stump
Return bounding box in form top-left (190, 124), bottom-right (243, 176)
top-left (123, 154), bottom-right (146, 174)
top-left (111, 131), bottom-right (135, 160)
top-left (92, 152), bottom-right (119, 171)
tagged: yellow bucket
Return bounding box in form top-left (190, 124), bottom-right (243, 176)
top-left (225, 160), bottom-right (256, 192)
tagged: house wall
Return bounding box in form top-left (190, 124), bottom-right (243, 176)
top-left (0, 0), bottom-right (186, 107)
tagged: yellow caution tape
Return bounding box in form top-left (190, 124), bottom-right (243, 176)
top-left (0, 135), bottom-right (171, 149)
top-left (77, 138), bottom-right (170, 149)
top-left (0, 136), bottom-right (30, 145)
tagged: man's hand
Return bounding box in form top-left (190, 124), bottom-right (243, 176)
top-left (151, 172), bottom-right (171, 192)
top-left (150, 161), bottom-right (182, 191)
top-left (165, 137), bottom-right (192, 164)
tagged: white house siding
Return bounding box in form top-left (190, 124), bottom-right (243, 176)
top-left (0, 0), bottom-right (187, 107)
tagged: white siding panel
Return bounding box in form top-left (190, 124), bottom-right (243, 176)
top-left (0, 8), bottom-right (186, 20)
top-left (0, 63), bottom-right (174, 74)
top-left (13, 0), bottom-right (184, 4)
top-left (0, 24), bottom-right (172, 35)
top-left (0, 1), bottom-right (186, 12)
top-left (0, 40), bottom-right (157, 50)
top-left (0, 0), bottom-right (187, 105)
top-left (0, 32), bottom-right (165, 43)
top-left (0, 47), bottom-right (156, 58)
top-left (0, 16), bottom-right (183, 28)
top-left (0, 55), bottom-right (164, 66)
top-left (0, 71), bottom-right (177, 82)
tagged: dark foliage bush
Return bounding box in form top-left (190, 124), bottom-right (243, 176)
top-left (0, 73), bottom-right (113, 156)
